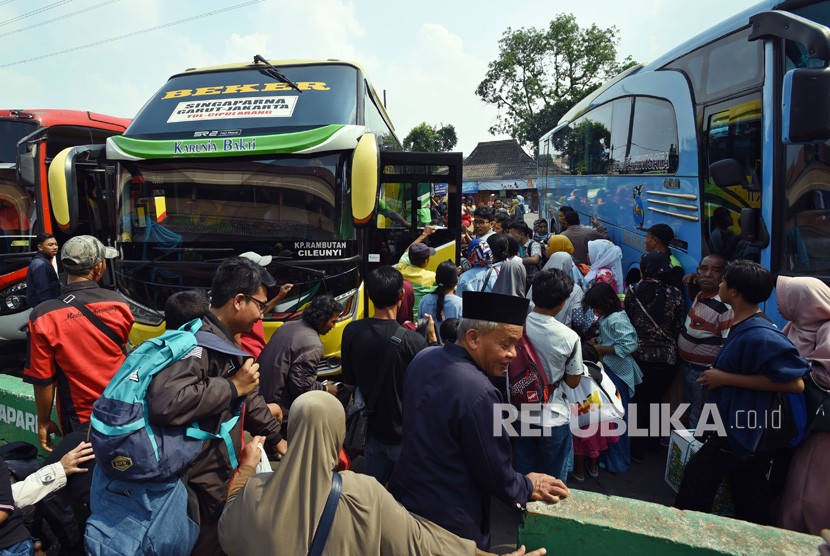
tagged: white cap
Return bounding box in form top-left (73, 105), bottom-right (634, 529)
top-left (239, 251), bottom-right (272, 266)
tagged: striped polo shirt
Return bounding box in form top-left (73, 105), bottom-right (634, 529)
top-left (677, 292), bottom-right (733, 367)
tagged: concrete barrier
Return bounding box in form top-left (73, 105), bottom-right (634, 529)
top-left (0, 373), bottom-right (56, 458)
top-left (519, 490), bottom-right (820, 555)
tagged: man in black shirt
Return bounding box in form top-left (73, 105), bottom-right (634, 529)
top-left (341, 266), bottom-right (432, 484)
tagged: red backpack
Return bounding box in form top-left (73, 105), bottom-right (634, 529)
top-left (506, 333), bottom-right (551, 406)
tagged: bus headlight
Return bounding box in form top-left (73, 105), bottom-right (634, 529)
top-left (334, 288), bottom-right (359, 322)
top-left (0, 282), bottom-right (27, 314)
top-left (124, 296), bottom-right (164, 326)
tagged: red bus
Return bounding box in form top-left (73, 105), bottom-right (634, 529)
top-left (0, 109), bottom-right (130, 345)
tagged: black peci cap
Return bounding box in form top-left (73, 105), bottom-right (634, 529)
top-left (462, 292), bottom-right (529, 326)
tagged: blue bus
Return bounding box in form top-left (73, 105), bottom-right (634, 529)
top-left (537, 0), bottom-right (830, 324)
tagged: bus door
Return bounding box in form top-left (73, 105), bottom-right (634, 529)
top-left (363, 151), bottom-right (462, 315)
top-left (701, 94), bottom-right (768, 264)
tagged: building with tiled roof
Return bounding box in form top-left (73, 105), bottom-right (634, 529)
top-left (462, 139), bottom-right (538, 207)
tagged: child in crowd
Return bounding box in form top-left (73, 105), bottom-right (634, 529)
top-left (571, 342), bottom-right (618, 481)
top-left (583, 282), bottom-right (642, 473)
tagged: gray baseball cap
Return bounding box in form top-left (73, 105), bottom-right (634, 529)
top-left (61, 235), bottom-right (118, 275)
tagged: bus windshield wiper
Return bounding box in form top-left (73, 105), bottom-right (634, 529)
top-left (253, 54), bottom-right (302, 93)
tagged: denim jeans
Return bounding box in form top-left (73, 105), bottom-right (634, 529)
top-left (512, 422), bottom-right (573, 481)
top-left (363, 434), bottom-right (401, 485)
top-left (0, 539), bottom-right (33, 556)
top-left (601, 370), bottom-right (631, 473)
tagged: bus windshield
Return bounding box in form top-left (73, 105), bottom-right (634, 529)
top-left (125, 64), bottom-right (359, 139)
top-left (0, 119), bottom-right (37, 164)
top-left (0, 168), bottom-right (34, 253)
top-left (118, 154), bottom-right (351, 253)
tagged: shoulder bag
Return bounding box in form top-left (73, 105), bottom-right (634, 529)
top-left (627, 285), bottom-right (678, 365)
top-left (343, 327), bottom-right (406, 456)
top-left (63, 293), bottom-right (124, 348)
top-left (307, 472), bottom-right (343, 556)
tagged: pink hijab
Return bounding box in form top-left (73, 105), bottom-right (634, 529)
top-left (777, 276), bottom-right (830, 387)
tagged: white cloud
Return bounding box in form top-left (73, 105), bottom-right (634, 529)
top-left (224, 33), bottom-right (271, 62)
top-left (378, 23), bottom-right (505, 154)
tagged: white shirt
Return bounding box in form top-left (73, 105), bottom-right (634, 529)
top-left (525, 311), bottom-right (584, 426)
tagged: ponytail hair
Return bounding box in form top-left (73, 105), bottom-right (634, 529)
top-left (434, 260), bottom-right (458, 321)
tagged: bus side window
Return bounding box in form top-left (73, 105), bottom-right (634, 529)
top-left (377, 182), bottom-right (412, 229)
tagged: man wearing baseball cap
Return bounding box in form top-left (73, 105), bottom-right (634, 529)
top-left (394, 226), bottom-right (437, 321)
top-left (25, 235), bottom-right (133, 451)
top-left (645, 223), bottom-right (684, 288)
top-left (23, 235), bottom-right (134, 553)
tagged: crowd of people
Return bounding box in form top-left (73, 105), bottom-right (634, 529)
top-left (0, 201), bottom-right (828, 555)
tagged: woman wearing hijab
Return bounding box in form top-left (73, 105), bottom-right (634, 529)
top-left (584, 239), bottom-right (624, 295)
top-left (218, 391), bottom-right (546, 556)
top-left (624, 252), bottom-right (684, 461)
top-left (458, 239), bottom-right (498, 296)
top-left (776, 276), bottom-right (830, 535)
top-left (547, 235), bottom-right (585, 290)
top-left (528, 252), bottom-right (593, 335)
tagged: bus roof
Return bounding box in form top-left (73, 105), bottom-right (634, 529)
top-left (0, 109), bottom-right (130, 132)
top-left (646, 0), bottom-right (795, 70)
top-left (174, 58), bottom-right (367, 77)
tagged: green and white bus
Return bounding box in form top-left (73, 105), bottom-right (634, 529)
top-left (52, 59), bottom-right (462, 374)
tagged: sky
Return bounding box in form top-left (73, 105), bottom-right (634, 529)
top-left (1, 0), bottom-right (763, 154)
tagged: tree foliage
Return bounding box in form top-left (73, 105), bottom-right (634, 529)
top-left (403, 122), bottom-right (458, 152)
top-left (476, 14), bottom-right (635, 152)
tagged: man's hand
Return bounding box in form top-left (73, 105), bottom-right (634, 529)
top-left (273, 438), bottom-right (288, 458)
top-left (267, 402), bottom-right (283, 423)
top-left (267, 283), bottom-right (294, 312)
top-left (697, 368), bottom-right (727, 389)
top-left (323, 381), bottom-right (339, 396)
top-left (230, 358), bottom-right (260, 397)
top-left (526, 472), bottom-right (570, 503)
top-left (59, 441), bottom-right (95, 475)
top-left (38, 420), bottom-right (60, 452)
top-left (238, 435), bottom-right (265, 469)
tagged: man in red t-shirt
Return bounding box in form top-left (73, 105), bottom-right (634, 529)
top-left (24, 235), bottom-right (134, 451)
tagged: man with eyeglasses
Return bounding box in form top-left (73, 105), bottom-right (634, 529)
top-left (257, 294), bottom-right (344, 433)
top-left (462, 205), bottom-right (496, 247)
top-left (146, 256), bottom-right (286, 555)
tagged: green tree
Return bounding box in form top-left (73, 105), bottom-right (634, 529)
top-left (403, 122), bottom-right (458, 152)
top-left (476, 14), bottom-right (635, 152)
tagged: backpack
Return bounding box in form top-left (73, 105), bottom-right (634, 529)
top-left (85, 467), bottom-right (198, 556)
top-left (89, 317), bottom-right (251, 481)
top-left (506, 333), bottom-right (551, 407)
top-left (85, 318), bottom-right (253, 556)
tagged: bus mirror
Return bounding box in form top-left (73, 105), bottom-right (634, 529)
top-left (16, 143), bottom-right (35, 189)
top-left (783, 67), bottom-right (830, 144)
top-left (47, 145), bottom-right (104, 233)
top-left (709, 158), bottom-right (747, 188)
top-left (350, 133), bottom-right (379, 228)
top-left (48, 147), bottom-right (80, 233)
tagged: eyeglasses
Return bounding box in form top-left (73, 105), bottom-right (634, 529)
top-left (245, 295), bottom-right (269, 314)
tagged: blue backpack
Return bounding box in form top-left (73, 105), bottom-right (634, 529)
top-left (85, 318), bottom-right (253, 556)
top-left (89, 317), bottom-right (251, 481)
